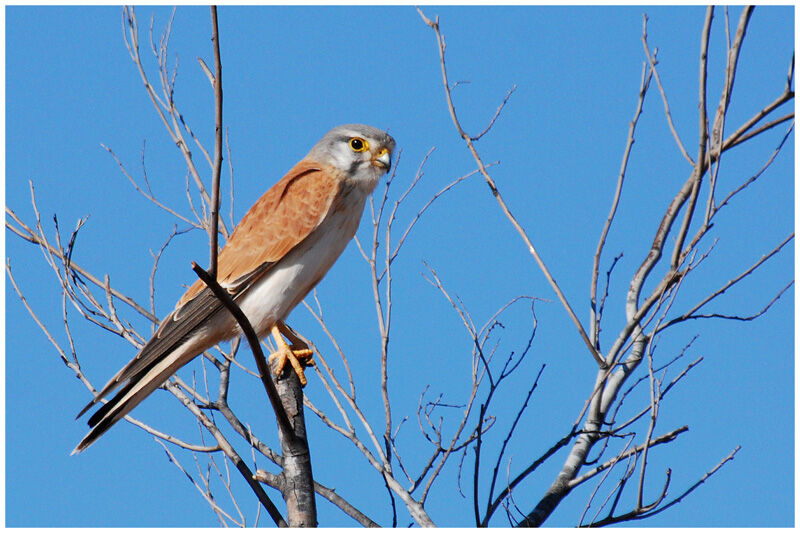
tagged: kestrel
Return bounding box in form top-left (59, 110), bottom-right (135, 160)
top-left (73, 124), bottom-right (395, 454)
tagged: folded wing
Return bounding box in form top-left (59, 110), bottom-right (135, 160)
top-left (73, 161), bottom-right (342, 452)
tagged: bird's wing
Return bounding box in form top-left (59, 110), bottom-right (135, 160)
top-left (179, 160), bottom-right (344, 305)
top-left (77, 161), bottom-right (342, 418)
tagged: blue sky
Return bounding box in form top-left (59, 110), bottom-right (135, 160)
top-left (5, 5), bottom-right (794, 527)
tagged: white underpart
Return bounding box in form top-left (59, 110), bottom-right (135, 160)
top-left (101, 188), bottom-right (370, 421)
top-left (235, 193), bottom-right (366, 336)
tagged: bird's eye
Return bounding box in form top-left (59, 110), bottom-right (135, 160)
top-left (349, 137), bottom-right (368, 152)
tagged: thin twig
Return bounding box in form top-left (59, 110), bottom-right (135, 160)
top-left (586, 446), bottom-right (741, 526)
top-left (591, 58), bottom-right (652, 348)
top-left (641, 14), bottom-right (694, 165)
top-left (417, 7), bottom-right (605, 368)
top-left (7, 204), bottom-right (157, 323)
top-left (208, 5), bottom-right (223, 277)
top-left (669, 5), bottom-right (714, 270)
top-left (659, 233), bottom-right (793, 330)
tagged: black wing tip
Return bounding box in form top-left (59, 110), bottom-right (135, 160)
top-left (72, 409), bottom-right (118, 455)
top-left (86, 392), bottom-right (122, 428)
top-left (71, 429), bottom-right (97, 455)
top-left (71, 430), bottom-right (100, 455)
top-left (75, 400), bottom-right (95, 420)
top-left (72, 405), bottom-right (102, 454)
top-left (70, 441), bottom-right (87, 456)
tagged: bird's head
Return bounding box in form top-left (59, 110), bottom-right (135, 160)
top-left (307, 124), bottom-right (395, 192)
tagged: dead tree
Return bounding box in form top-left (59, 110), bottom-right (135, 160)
top-left (417, 5), bottom-right (793, 526)
top-left (7, 5), bottom-right (792, 527)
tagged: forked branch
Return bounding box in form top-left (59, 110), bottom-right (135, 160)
top-left (417, 7), bottom-right (605, 368)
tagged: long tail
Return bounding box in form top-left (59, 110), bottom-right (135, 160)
top-left (72, 280), bottom-right (239, 454)
top-left (71, 343), bottom-right (197, 455)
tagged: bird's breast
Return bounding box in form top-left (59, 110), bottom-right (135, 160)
top-left (235, 192), bottom-right (367, 336)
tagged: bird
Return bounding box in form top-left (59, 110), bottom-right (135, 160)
top-left (73, 124), bottom-right (395, 454)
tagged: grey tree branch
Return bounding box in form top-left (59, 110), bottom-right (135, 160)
top-left (417, 7), bottom-right (605, 369)
top-left (591, 59), bottom-right (653, 349)
top-left (164, 379), bottom-right (289, 527)
top-left (641, 14), bottom-right (694, 165)
top-left (192, 7), bottom-right (316, 526)
top-left (102, 143), bottom-right (200, 228)
top-left (254, 470), bottom-right (379, 527)
top-left (668, 6), bottom-right (714, 271)
top-left (121, 6), bottom-right (229, 238)
top-left (569, 426), bottom-right (688, 490)
top-left (516, 6), bottom-right (789, 527)
top-left (208, 5), bottom-right (223, 278)
top-left (585, 446), bottom-right (741, 526)
top-left (725, 112), bottom-right (794, 150)
top-left (7, 203), bottom-right (157, 323)
top-left (157, 440), bottom-right (243, 526)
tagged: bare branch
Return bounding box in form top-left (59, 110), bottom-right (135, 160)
top-left (197, 56), bottom-right (214, 86)
top-left (710, 6), bottom-right (753, 153)
top-left (705, 6), bottom-right (755, 221)
top-left (715, 122), bottom-right (794, 214)
top-left (254, 470), bottom-right (380, 528)
top-left (208, 5), bottom-right (223, 278)
top-left (591, 57), bottom-right (652, 348)
top-left (579, 435), bottom-right (636, 526)
top-left (659, 233), bottom-right (793, 330)
top-left (121, 6), bottom-right (229, 238)
top-left (641, 14), bottom-right (694, 165)
top-left (722, 52), bottom-right (794, 150)
top-left (417, 7), bottom-right (605, 368)
top-left (385, 156), bottom-right (483, 273)
top-left (485, 430), bottom-right (576, 524)
top-left (163, 381), bottom-right (288, 527)
top-left (669, 6), bottom-right (714, 270)
top-left (586, 446), bottom-right (741, 526)
top-left (7, 260), bottom-right (72, 368)
top-left (7, 204), bottom-right (157, 323)
top-left (157, 440), bottom-right (242, 526)
top-left (482, 364), bottom-right (545, 526)
top-left (471, 85), bottom-right (516, 141)
top-left (226, 127), bottom-right (236, 228)
top-left (725, 113), bottom-right (794, 151)
top-left (671, 280), bottom-right (793, 324)
top-left (102, 143), bottom-right (200, 227)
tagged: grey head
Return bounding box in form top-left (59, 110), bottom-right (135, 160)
top-left (306, 124), bottom-right (396, 188)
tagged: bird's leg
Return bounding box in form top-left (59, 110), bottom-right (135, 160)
top-left (278, 321), bottom-right (316, 361)
top-left (280, 321), bottom-right (318, 375)
top-left (268, 322), bottom-right (315, 386)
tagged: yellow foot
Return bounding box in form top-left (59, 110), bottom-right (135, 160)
top-left (267, 322), bottom-right (315, 386)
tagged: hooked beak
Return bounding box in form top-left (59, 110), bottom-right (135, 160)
top-left (371, 147), bottom-right (391, 171)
